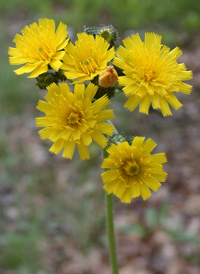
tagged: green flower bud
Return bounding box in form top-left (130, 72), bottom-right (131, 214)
top-left (82, 25), bottom-right (118, 46)
top-left (107, 134), bottom-right (135, 149)
top-left (36, 70), bottom-right (67, 90)
top-left (36, 72), bottom-right (58, 90)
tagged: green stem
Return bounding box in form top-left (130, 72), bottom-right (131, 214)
top-left (106, 194), bottom-right (119, 274)
top-left (103, 149), bottom-right (119, 274)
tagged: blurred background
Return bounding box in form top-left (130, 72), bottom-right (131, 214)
top-left (0, 1), bottom-right (200, 273)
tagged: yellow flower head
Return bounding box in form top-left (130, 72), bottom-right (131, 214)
top-left (8, 18), bottom-right (69, 78)
top-left (36, 82), bottom-right (115, 160)
top-left (114, 33), bottom-right (193, 116)
top-left (101, 137), bottom-right (167, 203)
top-left (61, 33), bottom-right (115, 83)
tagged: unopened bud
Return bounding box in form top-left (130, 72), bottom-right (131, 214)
top-left (98, 26), bottom-right (118, 45)
top-left (36, 70), bottom-right (67, 90)
top-left (99, 66), bottom-right (118, 88)
top-left (83, 25), bottom-right (118, 46)
top-left (36, 72), bottom-right (57, 90)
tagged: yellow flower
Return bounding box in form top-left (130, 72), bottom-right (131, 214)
top-left (36, 82), bottom-right (115, 160)
top-left (8, 18), bottom-right (69, 78)
top-left (101, 137), bottom-right (167, 203)
top-left (61, 33), bottom-right (115, 83)
top-left (113, 33), bottom-right (193, 116)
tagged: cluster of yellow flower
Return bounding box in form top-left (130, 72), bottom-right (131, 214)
top-left (9, 19), bottom-right (192, 202)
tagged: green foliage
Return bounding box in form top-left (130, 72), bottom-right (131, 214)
top-left (1, 0), bottom-right (200, 34)
top-left (118, 223), bottom-right (146, 237)
top-left (119, 203), bottom-right (199, 246)
top-left (0, 0), bottom-right (53, 14)
top-left (119, 203), bottom-right (170, 236)
top-left (0, 229), bottom-right (41, 272)
top-left (103, 0), bottom-right (200, 33)
top-left (144, 207), bottom-right (160, 230)
top-left (64, 0), bottom-right (103, 30)
top-left (144, 202), bottom-right (169, 229)
top-left (0, 37), bottom-right (38, 114)
top-left (167, 230), bottom-right (199, 244)
top-left (58, 0), bottom-right (200, 34)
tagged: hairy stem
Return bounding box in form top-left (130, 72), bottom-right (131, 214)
top-left (103, 148), bottom-right (119, 274)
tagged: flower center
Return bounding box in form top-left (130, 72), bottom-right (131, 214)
top-left (37, 42), bottom-right (54, 61)
top-left (143, 70), bottom-right (156, 83)
top-left (123, 160), bottom-right (139, 176)
top-left (82, 57), bottom-right (98, 73)
top-left (67, 111), bottom-right (83, 127)
top-left (38, 46), bottom-right (44, 52)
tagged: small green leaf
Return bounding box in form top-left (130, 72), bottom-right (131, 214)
top-left (144, 207), bottom-right (159, 229)
top-left (167, 230), bottom-right (199, 244)
top-left (119, 223), bottom-right (146, 237)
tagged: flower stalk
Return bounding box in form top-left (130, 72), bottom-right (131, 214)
top-left (103, 148), bottom-right (119, 274)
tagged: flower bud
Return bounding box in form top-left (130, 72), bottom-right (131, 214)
top-left (99, 66), bottom-right (118, 88)
top-left (36, 72), bottom-right (58, 90)
top-left (82, 25), bottom-right (118, 46)
top-left (98, 26), bottom-right (118, 45)
top-left (36, 70), bottom-right (67, 90)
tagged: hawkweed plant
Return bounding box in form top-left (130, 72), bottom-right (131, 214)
top-left (9, 19), bottom-right (192, 273)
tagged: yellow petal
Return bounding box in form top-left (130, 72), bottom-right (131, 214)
top-left (139, 95), bottom-right (151, 115)
top-left (165, 93), bottom-right (183, 110)
top-left (97, 122), bottom-right (114, 136)
top-left (55, 22), bottom-right (68, 47)
top-left (139, 183), bottom-right (151, 201)
top-left (28, 64), bottom-right (48, 78)
top-left (160, 98), bottom-right (172, 117)
top-left (85, 83), bottom-right (98, 100)
top-left (151, 153), bottom-right (167, 163)
top-left (101, 170), bottom-right (119, 183)
top-left (91, 131), bottom-right (108, 148)
top-left (143, 138), bottom-right (157, 153)
top-left (49, 139), bottom-right (65, 155)
top-left (131, 137), bottom-right (145, 148)
top-left (77, 143), bottom-right (90, 160)
top-left (62, 141), bottom-right (75, 159)
top-left (121, 188), bottom-right (132, 203)
top-left (124, 96), bottom-right (140, 112)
